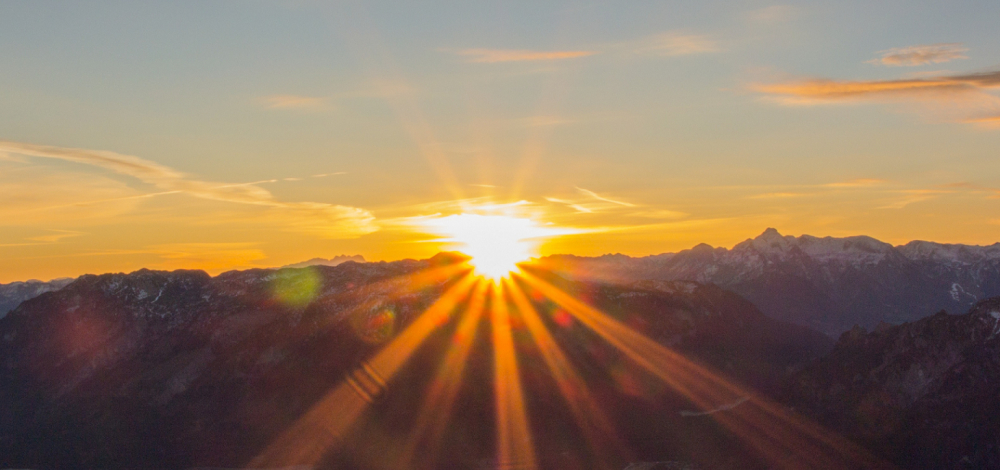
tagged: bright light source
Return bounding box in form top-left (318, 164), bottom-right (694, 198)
top-left (417, 213), bottom-right (576, 280)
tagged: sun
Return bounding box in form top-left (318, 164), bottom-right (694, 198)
top-left (418, 213), bottom-right (574, 280)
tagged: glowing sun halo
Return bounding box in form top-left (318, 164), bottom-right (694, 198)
top-left (419, 214), bottom-right (576, 280)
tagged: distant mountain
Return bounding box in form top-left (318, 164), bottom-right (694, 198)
top-left (0, 277), bottom-right (75, 319)
top-left (784, 297), bottom-right (1000, 469)
top-left (282, 254), bottom-right (365, 269)
top-left (0, 255), bottom-right (834, 470)
top-left (541, 228), bottom-right (1000, 336)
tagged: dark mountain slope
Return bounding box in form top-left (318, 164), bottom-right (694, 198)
top-left (0, 256), bottom-right (835, 470)
top-left (0, 277), bottom-right (75, 319)
top-left (784, 297), bottom-right (1000, 469)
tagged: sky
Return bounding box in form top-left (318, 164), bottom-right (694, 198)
top-left (2, 0), bottom-right (1000, 282)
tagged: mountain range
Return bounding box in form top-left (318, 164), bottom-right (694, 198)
top-left (1, 255), bottom-right (840, 469)
top-left (0, 277), bottom-right (75, 320)
top-left (541, 228), bottom-right (1000, 336)
top-left (785, 297), bottom-right (1000, 469)
top-left (3, 231), bottom-right (1000, 469)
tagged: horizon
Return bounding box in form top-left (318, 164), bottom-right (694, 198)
top-left (5, 225), bottom-right (1000, 284)
top-left (3, 1), bottom-right (1000, 282)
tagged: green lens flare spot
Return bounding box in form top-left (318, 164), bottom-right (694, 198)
top-left (272, 268), bottom-right (322, 307)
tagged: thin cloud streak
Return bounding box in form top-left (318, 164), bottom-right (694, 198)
top-left (754, 70), bottom-right (1000, 125)
top-left (754, 70), bottom-right (1000, 101)
top-left (626, 32), bottom-right (720, 56)
top-left (0, 140), bottom-right (377, 238)
top-left (261, 94), bottom-right (329, 109)
top-left (576, 187), bottom-right (635, 207)
top-left (869, 43), bottom-right (968, 67)
top-left (457, 49), bottom-right (597, 63)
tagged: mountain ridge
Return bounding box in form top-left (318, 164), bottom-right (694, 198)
top-left (540, 229), bottom-right (1000, 335)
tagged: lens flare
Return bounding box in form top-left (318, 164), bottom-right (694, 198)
top-left (417, 213), bottom-right (577, 280)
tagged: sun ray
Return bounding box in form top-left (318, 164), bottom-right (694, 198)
top-left (516, 271), bottom-right (890, 469)
top-left (304, 262), bottom-right (472, 333)
top-left (504, 277), bottom-right (630, 465)
top-left (395, 279), bottom-right (490, 469)
top-left (490, 282), bottom-right (538, 470)
top-left (249, 272), bottom-right (478, 467)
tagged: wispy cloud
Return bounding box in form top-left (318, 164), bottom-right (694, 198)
top-left (626, 32), bottom-right (720, 56)
top-left (260, 94), bottom-right (329, 110)
top-left (627, 209), bottom-right (688, 219)
top-left (877, 190), bottom-right (947, 209)
top-left (748, 192), bottom-right (805, 199)
top-left (754, 70), bottom-right (1000, 101)
top-left (965, 115), bottom-right (1000, 127)
top-left (869, 43), bottom-right (968, 67)
top-left (26, 230), bottom-right (85, 243)
top-left (824, 178), bottom-right (886, 188)
top-left (753, 69), bottom-right (1000, 125)
top-left (452, 30), bottom-right (718, 65)
top-left (576, 187), bottom-right (635, 207)
top-left (0, 140), bottom-right (377, 238)
top-left (456, 49), bottom-right (597, 63)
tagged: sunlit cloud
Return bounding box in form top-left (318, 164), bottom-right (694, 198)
top-left (965, 115), bottom-right (1000, 127)
top-left (627, 209), bottom-right (688, 219)
top-left (754, 70), bottom-right (1000, 125)
top-left (754, 71), bottom-right (1000, 100)
top-left (260, 94), bottom-right (329, 109)
top-left (0, 168), bottom-right (142, 224)
top-left (576, 187), bottom-right (635, 207)
top-left (0, 140), bottom-right (377, 238)
top-left (877, 190), bottom-right (948, 209)
top-left (748, 192), bottom-right (805, 199)
top-left (626, 32), bottom-right (720, 56)
top-left (456, 48), bottom-right (597, 63)
top-left (868, 43), bottom-right (968, 67)
top-left (544, 197), bottom-right (594, 214)
top-left (26, 230), bottom-right (85, 243)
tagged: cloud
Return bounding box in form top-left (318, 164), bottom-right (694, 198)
top-left (0, 140), bottom-right (377, 238)
top-left (869, 43), bottom-right (968, 67)
top-left (877, 190), bottom-right (946, 209)
top-left (576, 187), bottom-right (635, 207)
top-left (456, 49), bottom-right (597, 63)
top-left (754, 70), bottom-right (1000, 101)
top-left (628, 32), bottom-right (720, 56)
top-left (965, 115), bottom-right (1000, 127)
top-left (0, 168), bottom-right (141, 224)
top-left (824, 178), bottom-right (886, 188)
top-left (628, 209), bottom-right (688, 219)
top-left (261, 94), bottom-right (329, 110)
top-left (26, 230), bottom-right (85, 243)
top-left (753, 70), bottom-right (1000, 125)
top-left (748, 192), bottom-right (805, 199)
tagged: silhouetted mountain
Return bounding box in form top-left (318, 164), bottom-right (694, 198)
top-left (0, 277), bottom-right (75, 319)
top-left (542, 228), bottom-right (1000, 335)
top-left (0, 255), bottom-right (834, 470)
top-left (784, 297), bottom-right (1000, 469)
top-left (282, 255), bottom-right (366, 269)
